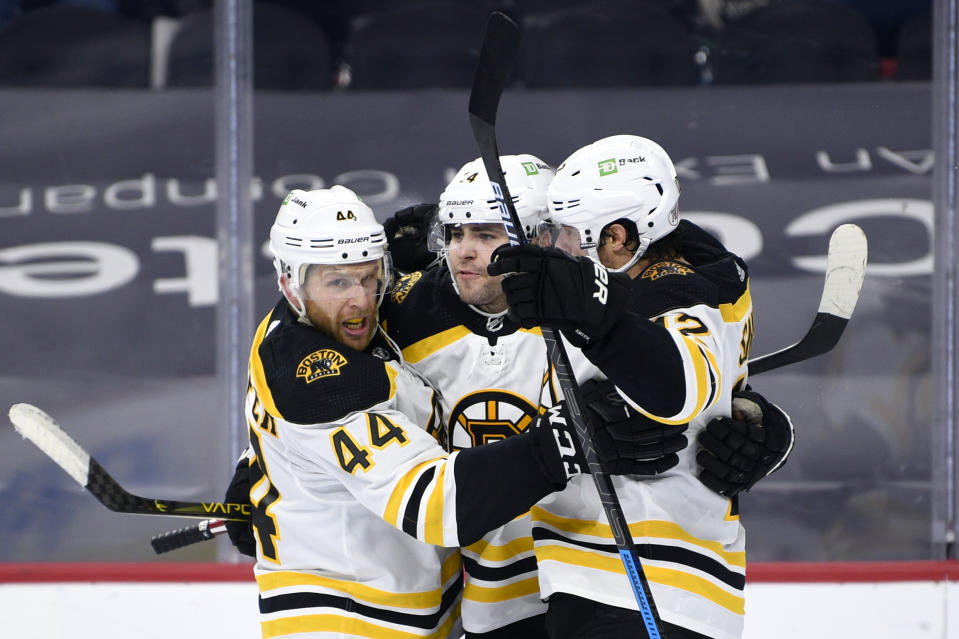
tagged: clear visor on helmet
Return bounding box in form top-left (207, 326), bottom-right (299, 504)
top-left (426, 214), bottom-right (449, 253)
top-left (535, 220), bottom-right (589, 256)
top-left (431, 216), bottom-right (554, 252)
top-left (298, 255), bottom-right (393, 304)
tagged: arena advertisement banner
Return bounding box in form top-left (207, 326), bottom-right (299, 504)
top-left (0, 83), bottom-right (933, 561)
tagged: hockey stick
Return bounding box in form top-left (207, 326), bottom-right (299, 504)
top-left (151, 518), bottom-right (228, 554)
top-left (747, 223), bottom-right (867, 375)
top-left (7, 403), bottom-right (250, 521)
top-left (468, 12), bottom-right (666, 637)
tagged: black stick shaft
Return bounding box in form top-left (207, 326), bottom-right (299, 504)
top-left (468, 12), bottom-right (665, 638)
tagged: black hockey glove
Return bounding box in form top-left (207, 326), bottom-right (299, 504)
top-left (224, 451), bottom-right (256, 557)
top-left (529, 379), bottom-right (687, 486)
top-left (697, 389), bottom-right (795, 497)
top-left (580, 378), bottom-right (688, 475)
top-left (487, 244), bottom-right (631, 348)
top-left (382, 203), bottom-right (438, 274)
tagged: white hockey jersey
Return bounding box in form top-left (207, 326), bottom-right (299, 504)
top-left (533, 221), bottom-right (754, 639)
top-left (246, 299), bottom-right (464, 639)
top-left (382, 267), bottom-right (553, 634)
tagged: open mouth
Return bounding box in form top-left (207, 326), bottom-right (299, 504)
top-left (342, 318), bottom-right (367, 335)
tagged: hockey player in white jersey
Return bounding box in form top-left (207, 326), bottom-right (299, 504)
top-left (488, 134), bottom-right (794, 639)
top-left (381, 155), bottom-right (574, 639)
top-left (234, 184), bottom-right (661, 639)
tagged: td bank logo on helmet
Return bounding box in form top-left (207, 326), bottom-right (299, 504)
top-left (282, 192), bottom-right (309, 208)
top-left (599, 156), bottom-right (649, 176)
top-left (598, 158), bottom-right (618, 176)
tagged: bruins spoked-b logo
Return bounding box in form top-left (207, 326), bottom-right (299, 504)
top-left (448, 390), bottom-right (538, 449)
top-left (296, 349), bottom-right (348, 383)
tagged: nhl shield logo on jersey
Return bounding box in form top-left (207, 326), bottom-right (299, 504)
top-left (296, 349), bottom-right (348, 383)
top-left (641, 261), bottom-right (693, 281)
top-left (390, 271), bottom-right (422, 304)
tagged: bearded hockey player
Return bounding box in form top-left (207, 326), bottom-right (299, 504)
top-left (489, 135), bottom-right (795, 639)
top-left (233, 185), bottom-right (663, 639)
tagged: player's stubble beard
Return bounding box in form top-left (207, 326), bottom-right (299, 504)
top-left (454, 268), bottom-right (508, 314)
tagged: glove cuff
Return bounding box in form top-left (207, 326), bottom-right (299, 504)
top-left (593, 270), bottom-right (632, 339)
top-left (567, 269), bottom-right (632, 348)
top-left (528, 405), bottom-right (585, 488)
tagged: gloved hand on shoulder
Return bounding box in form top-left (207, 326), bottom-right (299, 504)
top-left (382, 203), bottom-right (438, 274)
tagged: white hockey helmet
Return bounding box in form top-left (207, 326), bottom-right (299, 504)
top-left (270, 186), bottom-right (392, 322)
top-left (433, 153), bottom-right (554, 247)
top-left (547, 135), bottom-right (680, 272)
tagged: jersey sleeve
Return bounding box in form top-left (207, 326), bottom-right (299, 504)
top-left (249, 303), bottom-right (557, 548)
top-left (280, 407), bottom-right (460, 545)
top-left (581, 261), bottom-right (728, 424)
top-left (278, 407), bottom-right (555, 549)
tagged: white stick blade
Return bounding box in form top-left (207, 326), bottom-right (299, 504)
top-left (819, 223), bottom-right (868, 319)
top-left (8, 403), bottom-right (91, 487)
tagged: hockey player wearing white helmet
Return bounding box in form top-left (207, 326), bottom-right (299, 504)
top-left (489, 136), bottom-right (794, 639)
top-left (435, 154), bottom-right (554, 313)
top-left (223, 185), bottom-right (660, 639)
top-left (383, 155), bottom-right (582, 639)
top-left (544, 134), bottom-right (681, 274)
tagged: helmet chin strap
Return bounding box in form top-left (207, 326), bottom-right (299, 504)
top-left (584, 236), bottom-right (650, 274)
top-left (285, 285), bottom-right (313, 327)
top-left (468, 304), bottom-right (508, 319)
top-left (443, 250), bottom-right (461, 298)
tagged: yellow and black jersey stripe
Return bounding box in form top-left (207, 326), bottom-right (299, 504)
top-left (531, 507), bottom-right (745, 610)
top-left (256, 552), bottom-right (463, 639)
top-left (530, 498), bottom-right (748, 639)
top-left (382, 456), bottom-right (450, 546)
top-left (459, 514), bottom-right (544, 631)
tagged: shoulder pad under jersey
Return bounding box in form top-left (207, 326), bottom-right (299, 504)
top-left (634, 255), bottom-right (749, 318)
top-left (251, 301), bottom-right (395, 425)
top-left (632, 260), bottom-right (716, 317)
top-left (382, 266), bottom-right (491, 348)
